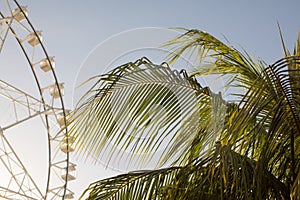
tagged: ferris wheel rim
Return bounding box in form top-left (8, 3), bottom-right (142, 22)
top-left (12, 0), bottom-right (70, 198)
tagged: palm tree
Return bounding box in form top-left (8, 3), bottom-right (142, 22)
top-left (68, 29), bottom-right (300, 199)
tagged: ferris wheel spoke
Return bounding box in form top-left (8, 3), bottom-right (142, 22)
top-left (0, 79), bottom-right (63, 131)
top-left (0, 14), bottom-right (12, 53)
top-left (0, 130), bottom-right (44, 199)
top-left (0, 79), bottom-right (50, 113)
top-left (1, 109), bottom-right (51, 131)
top-left (0, 186), bottom-right (39, 200)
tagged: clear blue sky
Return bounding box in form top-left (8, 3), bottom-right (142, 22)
top-left (5, 0), bottom-right (300, 197)
top-left (26, 0), bottom-right (300, 101)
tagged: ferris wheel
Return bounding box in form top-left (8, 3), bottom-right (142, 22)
top-left (0, 0), bottom-right (75, 199)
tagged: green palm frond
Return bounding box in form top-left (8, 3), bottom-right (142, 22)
top-left (292, 170), bottom-right (300, 199)
top-left (163, 29), bottom-right (266, 90)
top-left (267, 56), bottom-right (300, 131)
top-left (294, 32), bottom-right (300, 56)
top-left (159, 90), bottom-right (228, 166)
top-left (81, 167), bottom-right (181, 200)
top-left (81, 143), bottom-right (289, 200)
top-left (169, 143), bottom-right (289, 200)
top-left (163, 30), bottom-right (299, 199)
top-left (223, 56), bottom-right (300, 197)
top-left (164, 28), bottom-right (300, 168)
top-left (69, 57), bottom-right (224, 167)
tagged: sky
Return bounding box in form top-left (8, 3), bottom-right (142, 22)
top-left (26, 0), bottom-right (300, 105)
top-left (1, 0), bottom-right (300, 198)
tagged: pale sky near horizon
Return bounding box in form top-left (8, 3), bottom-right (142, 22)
top-left (1, 0), bottom-right (300, 198)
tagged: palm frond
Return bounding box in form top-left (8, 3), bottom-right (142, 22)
top-left (81, 167), bottom-right (181, 200)
top-left (69, 57), bottom-right (224, 167)
top-left (159, 90), bottom-right (228, 166)
top-left (164, 29), bottom-right (300, 187)
top-left (81, 143), bottom-right (289, 200)
top-left (164, 143), bottom-right (289, 200)
top-left (294, 31), bottom-right (300, 57)
top-left (222, 56), bottom-right (300, 195)
top-left (277, 23), bottom-right (290, 57)
top-left (163, 29), bottom-right (266, 91)
top-left (292, 170), bottom-right (300, 199)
